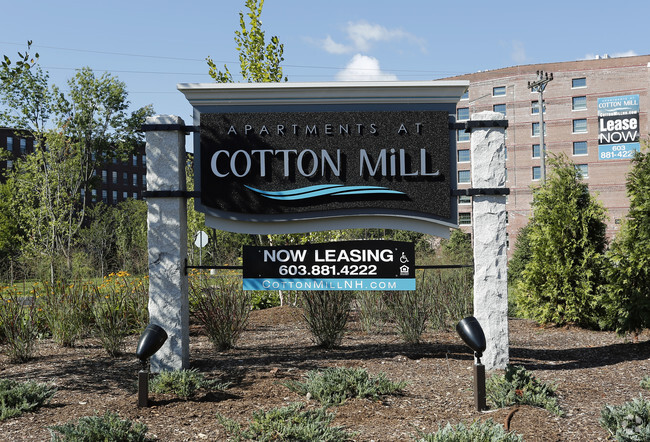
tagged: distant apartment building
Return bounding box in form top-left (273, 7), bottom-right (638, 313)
top-left (447, 55), bottom-right (650, 254)
top-left (0, 127), bottom-right (147, 204)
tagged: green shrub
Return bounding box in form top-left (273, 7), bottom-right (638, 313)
top-left (216, 402), bottom-right (356, 441)
top-left (424, 269), bottom-right (473, 331)
top-left (486, 365), bottom-right (563, 416)
top-left (641, 376), bottom-right (650, 390)
top-left (250, 290), bottom-right (281, 310)
top-left (300, 291), bottom-right (354, 348)
top-left (36, 281), bottom-right (92, 347)
top-left (356, 291), bottom-right (388, 333)
top-left (284, 366), bottom-right (407, 406)
top-left (416, 419), bottom-right (523, 442)
top-left (0, 379), bottom-right (56, 420)
top-left (383, 289), bottom-right (432, 344)
top-left (0, 289), bottom-right (40, 362)
top-left (601, 396), bottom-right (650, 441)
top-left (516, 155), bottom-right (607, 328)
top-left (149, 369), bottom-right (229, 399)
top-left (49, 411), bottom-right (151, 441)
top-left (190, 277), bottom-right (251, 351)
top-left (92, 287), bottom-right (130, 357)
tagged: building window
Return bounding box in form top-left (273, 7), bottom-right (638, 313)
top-left (102, 190), bottom-right (108, 203)
top-left (504, 146), bottom-right (508, 160)
top-left (532, 122), bottom-right (546, 137)
top-left (133, 192), bottom-right (138, 199)
top-left (493, 104), bottom-right (506, 116)
top-left (572, 96), bottom-right (587, 111)
top-left (20, 139), bottom-right (26, 154)
top-left (573, 141), bottom-right (588, 156)
top-left (531, 100), bottom-right (545, 115)
top-left (133, 174), bottom-right (138, 186)
top-left (459, 213), bottom-right (472, 225)
top-left (112, 190), bottom-right (118, 203)
top-left (142, 154), bottom-right (146, 165)
top-left (457, 149), bottom-right (470, 163)
top-left (457, 107), bottom-right (469, 121)
top-left (102, 170), bottom-right (107, 184)
top-left (142, 175), bottom-right (147, 188)
top-left (6, 160), bottom-right (12, 169)
top-left (532, 166), bottom-right (541, 181)
top-left (6, 137), bottom-right (13, 152)
top-left (573, 119), bottom-right (587, 133)
top-left (506, 232), bottom-right (510, 249)
top-left (112, 171), bottom-right (118, 184)
top-left (458, 170), bottom-right (471, 184)
top-left (460, 90), bottom-right (469, 100)
top-left (493, 86), bottom-right (506, 97)
top-left (457, 129), bottom-right (470, 142)
top-left (576, 164), bottom-right (588, 178)
top-left (123, 191), bottom-right (128, 200)
top-left (132, 154), bottom-right (138, 166)
top-left (532, 144), bottom-right (541, 158)
top-left (91, 189), bottom-right (97, 202)
top-left (572, 77), bottom-right (587, 88)
top-left (506, 211), bottom-right (509, 225)
top-left (123, 172), bottom-right (128, 184)
top-left (458, 195), bottom-right (471, 205)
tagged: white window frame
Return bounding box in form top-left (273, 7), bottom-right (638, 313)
top-left (573, 141), bottom-right (588, 156)
top-left (572, 119), bottom-right (588, 134)
top-left (572, 96), bottom-right (587, 111)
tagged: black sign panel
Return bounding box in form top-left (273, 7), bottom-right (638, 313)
top-left (200, 110), bottom-right (450, 221)
top-left (242, 241), bottom-right (415, 291)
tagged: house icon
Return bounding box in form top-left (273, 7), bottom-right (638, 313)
top-left (400, 265), bottom-right (410, 276)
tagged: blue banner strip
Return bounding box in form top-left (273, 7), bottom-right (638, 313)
top-left (243, 278), bottom-right (415, 291)
top-left (598, 143), bottom-right (640, 161)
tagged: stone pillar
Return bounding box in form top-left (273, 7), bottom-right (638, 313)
top-left (470, 111), bottom-right (508, 370)
top-left (145, 115), bottom-right (189, 371)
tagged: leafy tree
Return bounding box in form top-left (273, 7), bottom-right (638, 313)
top-left (507, 222), bottom-right (533, 283)
top-left (516, 155), bottom-right (607, 328)
top-left (600, 147), bottom-right (650, 334)
top-left (206, 0), bottom-right (286, 83)
top-left (440, 229), bottom-right (473, 265)
top-left (78, 202), bottom-right (117, 278)
top-left (0, 43), bottom-right (153, 280)
top-left (0, 182), bottom-right (24, 282)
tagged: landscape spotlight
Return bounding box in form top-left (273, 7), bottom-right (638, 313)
top-left (456, 316), bottom-right (487, 411)
top-left (136, 324), bottom-right (168, 407)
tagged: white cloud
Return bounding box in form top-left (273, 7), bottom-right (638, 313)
top-left (322, 36), bottom-right (351, 54)
top-left (583, 50), bottom-right (638, 60)
top-left (511, 41), bottom-right (526, 64)
top-left (321, 20), bottom-right (426, 54)
top-left (335, 54), bottom-right (398, 81)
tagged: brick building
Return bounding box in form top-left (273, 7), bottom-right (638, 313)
top-left (448, 55), bottom-right (650, 254)
top-left (0, 127), bottom-right (147, 204)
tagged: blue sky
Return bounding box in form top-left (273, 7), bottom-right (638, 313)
top-left (2, 0), bottom-right (649, 122)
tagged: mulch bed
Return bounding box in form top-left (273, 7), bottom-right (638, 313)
top-left (2, 306), bottom-right (650, 441)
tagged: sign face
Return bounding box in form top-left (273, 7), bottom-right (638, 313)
top-left (598, 94), bottom-right (640, 161)
top-left (194, 231), bottom-right (208, 248)
top-left (199, 110), bottom-right (451, 223)
top-left (242, 241), bottom-right (415, 291)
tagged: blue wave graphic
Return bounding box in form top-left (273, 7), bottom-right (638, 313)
top-left (245, 184), bottom-right (405, 201)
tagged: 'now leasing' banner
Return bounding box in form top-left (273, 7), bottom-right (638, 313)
top-left (242, 240), bottom-right (415, 291)
top-left (597, 94), bottom-right (640, 161)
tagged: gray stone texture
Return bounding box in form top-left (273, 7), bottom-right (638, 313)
top-left (470, 111), bottom-right (509, 370)
top-left (145, 115), bottom-right (189, 372)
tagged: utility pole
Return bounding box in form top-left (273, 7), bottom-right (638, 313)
top-left (528, 71), bottom-right (553, 182)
